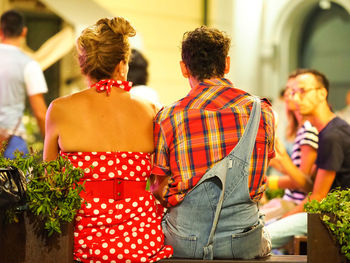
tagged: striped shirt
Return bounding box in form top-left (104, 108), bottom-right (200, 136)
top-left (283, 120), bottom-right (318, 203)
top-left (152, 78), bottom-right (275, 207)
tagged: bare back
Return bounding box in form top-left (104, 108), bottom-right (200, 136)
top-left (44, 87), bottom-right (157, 159)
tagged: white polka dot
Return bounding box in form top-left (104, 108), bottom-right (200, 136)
top-left (141, 257), bottom-right (147, 262)
top-left (137, 207), bottom-right (143, 212)
top-left (106, 218), bottom-right (112, 224)
top-left (116, 158), bottom-right (120, 164)
top-left (128, 159), bottom-right (134, 165)
top-left (136, 166), bottom-right (141, 171)
top-left (139, 228), bottom-right (144, 232)
top-left (97, 221), bottom-right (103, 226)
top-left (141, 160), bottom-right (146, 165)
top-left (124, 249), bottom-right (129, 254)
top-left (102, 255), bottom-right (108, 260)
top-left (132, 202), bottom-right (138, 207)
top-left (87, 236), bottom-right (93, 240)
top-left (145, 234), bottom-right (149, 239)
top-left (145, 201), bottom-right (149, 206)
top-left (101, 203), bottom-right (107, 209)
top-left (100, 155), bottom-right (106, 160)
top-left (135, 155), bottom-right (139, 159)
top-left (108, 160), bottom-right (114, 166)
top-left (118, 225), bottom-right (124, 230)
top-left (93, 198), bottom-right (100, 203)
top-left (125, 236), bottom-right (130, 242)
top-left (122, 165), bottom-right (128, 170)
top-left (78, 239), bottom-right (84, 244)
top-left (117, 170), bottom-right (122, 175)
top-left (157, 237), bottom-right (161, 242)
top-left (95, 249), bottom-right (100, 255)
top-left (82, 254), bottom-right (87, 259)
top-left (100, 167), bottom-right (106, 172)
top-left (92, 161), bottom-right (98, 167)
top-left (127, 221), bottom-right (132, 226)
top-left (110, 229), bottom-right (115, 234)
top-left (93, 173), bottom-right (99, 179)
top-left (151, 229), bottom-right (156, 234)
top-left (142, 172), bottom-right (147, 177)
top-left (121, 153), bottom-right (127, 158)
top-left (125, 198), bottom-right (131, 202)
top-left (130, 171), bottom-right (135, 176)
top-left (134, 216), bottom-right (140, 221)
top-left (108, 172), bottom-right (115, 178)
top-left (72, 156), bottom-right (77, 160)
top-left (84, 168), bottom-right (90, 173)
top-left (78, 225), bottom-right (83, 230)
top-left (125, 209), bottom-right (131, 213)
top-left (137, 239), bottom-right (143, 244)
top-left (117, 254), bottom-right (122, 259)
top-left (85, 156), bottom-right (91, 161)
top-left (132, 232), bottom-right (137, 237)
top-left (92, 152), bottom-right (97, 155)
top-left (117, 242), bottom-right (123, 248)
top-left (78, 161), bottom-right (83, 167)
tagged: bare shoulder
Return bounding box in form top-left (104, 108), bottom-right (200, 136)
top-left (131, 95), bottom-right (158, 117)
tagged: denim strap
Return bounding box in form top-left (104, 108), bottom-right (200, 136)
top-left (202, 96), bottom-right (261, 260)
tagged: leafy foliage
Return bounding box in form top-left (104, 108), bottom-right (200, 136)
top-left (305, 189), bottom-right (350, 260)
top-left (1, 151), bottom-right (85, 236)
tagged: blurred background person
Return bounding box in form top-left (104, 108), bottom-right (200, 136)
top-left (0, 9), bottom-right (47, 159)
top-left (261, 74), bottom-right (318, 223)
top-left (128, 48), bottom-right (162, 109)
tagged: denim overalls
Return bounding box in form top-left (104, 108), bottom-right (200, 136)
top-left (162, 97), bottom-right (271, 259)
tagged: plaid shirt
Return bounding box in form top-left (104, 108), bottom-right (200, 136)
top-left (152, 78), bottom-right (275, 207)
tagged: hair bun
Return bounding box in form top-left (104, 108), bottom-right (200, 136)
top-left (101, 17), bottom-right (136, 38)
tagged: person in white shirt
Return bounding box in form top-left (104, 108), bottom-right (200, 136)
top-left (128, 49), bottom-right (162, 109)
top-left (0, 9), bottom-right (47, 158)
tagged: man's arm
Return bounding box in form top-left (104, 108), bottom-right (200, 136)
top-left (28, 93), bottom-right (47, 136)
top-left (269, 137), bottom-right (314, 192)
top-left (283, 168), bottom-right (336, 217)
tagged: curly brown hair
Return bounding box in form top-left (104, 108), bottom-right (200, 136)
top-left (181, 26), bottom-right (231, 81)
top-left (77, 17), bottom-right (136, 81)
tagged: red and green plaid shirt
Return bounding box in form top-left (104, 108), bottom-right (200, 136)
top-left (152, 78), bottom-right (275, 207)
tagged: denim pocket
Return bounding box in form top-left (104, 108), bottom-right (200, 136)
top-left (231, 220), bottom-right (266, 259)
top-left (163, 223), bottom-right (197, 258)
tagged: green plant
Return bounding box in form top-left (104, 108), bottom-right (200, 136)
top-left (305, 189), bottom-right (350, 260)
top-left (1, 151), bottom-right (85, 236)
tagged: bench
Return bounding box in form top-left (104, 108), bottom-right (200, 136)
top-left (159, 255), bottom-right (307, 263)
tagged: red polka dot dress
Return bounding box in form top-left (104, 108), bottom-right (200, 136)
top-left (61, 151), bottom-right (173, 263)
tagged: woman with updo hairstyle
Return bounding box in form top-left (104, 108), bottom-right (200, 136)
top-left (44, 17), bottom-right (173, 263)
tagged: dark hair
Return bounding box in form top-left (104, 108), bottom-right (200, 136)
top-left (77, 17), bottom-right (136, 80)
top-left (0, 9), bottom-right (25, 38)
top-left (181, 26), bottom-right (231, 81)
top-left (288, 68), bottom-right (329, 93)
top-left (127, 49), bottom-right (148, 86)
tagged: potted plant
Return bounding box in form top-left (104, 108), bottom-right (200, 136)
top-left (305, 188), bottom-right (350, 263)
top-left (0, 151), bottom-right (85, 263)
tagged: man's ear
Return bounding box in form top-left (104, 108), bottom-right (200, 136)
top-left (21, 27), bottom-right (28, 38)
top-left (318, 86), bottom-right (328, 102)
top-left (180, 61), bottom-right (190, 78)
top-left (224, 56), bottom-right (230, 74)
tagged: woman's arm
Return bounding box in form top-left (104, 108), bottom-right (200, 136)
top-left (43, 101), bottom-right (60, 161)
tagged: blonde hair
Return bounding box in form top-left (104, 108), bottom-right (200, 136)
top-left (77, 17), bottom-right (136, 80)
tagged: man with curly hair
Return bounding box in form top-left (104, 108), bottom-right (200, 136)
top-left (151, 26), bottom-right (275, 259)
